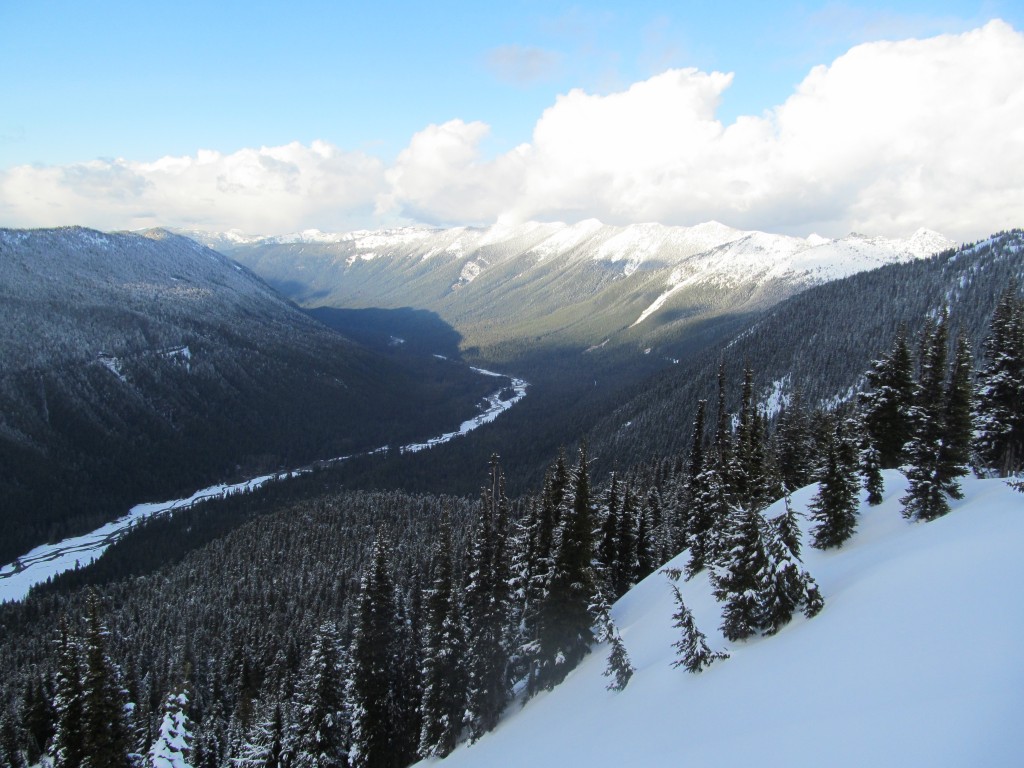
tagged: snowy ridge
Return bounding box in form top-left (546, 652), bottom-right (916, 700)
top-left (425, 471), bottom-right (1024, 768)
top-left (631, 227), bottom-right (954, 326)
top-left (217, 220), bottom-right (953, 334)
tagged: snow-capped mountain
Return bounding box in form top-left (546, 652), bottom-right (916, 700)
top-left (220, 220), bottom-right (954, 355)
top-left (0, 226), bottom-right (499, 567)
top-left (423, 471), bottom-right (1024, 768)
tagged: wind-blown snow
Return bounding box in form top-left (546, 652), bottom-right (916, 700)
top-left (0, 364), bottom-right (529, 603)
top-left (424, 471), bottom-right (1024, 768)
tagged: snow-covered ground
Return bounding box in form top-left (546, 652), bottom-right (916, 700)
top-left (0, 366), bottom-right (528, 603)
top-left (425, 470), bottom-right (1024, 768)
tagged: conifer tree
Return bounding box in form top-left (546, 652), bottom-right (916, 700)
top-left (775, 389), bottom-right (813, 492)
top-left (235, 702), bottom-right (290, 768)
top-left (713, 504), bottom-right (768, 642)
top-left (52, 621), bottom-right (85, 768)
top-left (79, 592), bottom-right (132, 768)
top-left (590, 591), bottom-right (633, 691)
top-left (293, 624), bottom-right (347, 768)
top-left (902, 311), bottom-right (965, 521)
top-left (975, 282), bottom-right (1024, 476)
top-left (809, 419), bottom-right (860, 549)
top-left (23, 674), bottom-right (55, 765)
top-left (347, 533), bottom-right (402, 768)
top-left (688, 399), bottom-right (707, 486)
top-left (945, 333), bottom-right (975, 478)
top-left (534, 445), bottom-right (598, 691)
top-left (596, 473), bottom-right (621, 596)
top-left (417, 513), bottom-right (467, 759)
top-left (0, 706), bottom-right (25, 768)
top-left (464, 456), bottom-right (513, 741)
top-left (669, 584), bottom-right (728, 673)
top-left (613, 485), bottom-right (638, 597)
top-left (860, 328), bottom-right (916, 469)
top-left (635, 489), bottom-right (659, 583)
top-left (148, 689), bottom-right (194, 768)
top-left (762, 506), bottom-right (820, 635)
top-left (860, 440), bottom-right (885, 506)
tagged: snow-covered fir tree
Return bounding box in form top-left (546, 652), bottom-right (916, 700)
top-left (533, 445), bottom-right (599, 691)
top-left (669, 583), bottom-right (728, 673)
top-left (148, 690), bottom-right (193, 768)
top-left (859, 327), bottom-right (917, 471)
top-left (292, 624), bottom-right (347, 768)
top-left (902, 312), bottom-right (967, 521)
top-left (348, 533), bottom-right (404, 768)
top-left (975, 281), bottom-right (1024, 477)
top-left (79, 592), bottom-right (132, 768)
top-left (809, 418), bottom-right (860, 549)
top-left (463, 456), bottom-right (513, 741)
top-left (416, 512), bottom-right (467, 759)
top-left (589, 590), bottom-right (634, 691)
top-left (713, 504), bottom-right (769, 642)
top-left (52, 621), bottom-right (85, 768)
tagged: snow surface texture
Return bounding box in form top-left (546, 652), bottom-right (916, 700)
top-left (0, 366), bottom-right (528, 604)
top-left (423, 471), bottom-right (1024, 768)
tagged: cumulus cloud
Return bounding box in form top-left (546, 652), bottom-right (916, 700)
top-left (2, 21), bottom-right (1022, 240)
top-left (0, 141), bottom-right (386, 234)
top-left (386, 19), bottom-right (1024, 240)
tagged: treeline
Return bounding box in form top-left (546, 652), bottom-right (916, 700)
top-left (586, 229), bottom-right (1024, 474)
top-left (1, 282), bottom-right (1022, 768)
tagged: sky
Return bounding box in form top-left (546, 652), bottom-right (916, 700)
top-left (1, 0), bottom-right (1022, 241)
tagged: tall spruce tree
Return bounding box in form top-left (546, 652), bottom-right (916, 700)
top-left (347, 533), bottom-right (402, 768)
top-left (945, 333), bottom-right (975, 479)
top-left (775, 389), bottom-right (814, 492)
top-left (534, 445), bottom-right (598, 691)
top-left (902, 311), bottom-right (966, 521)
top-left (293, 624), bottom-right (347, 768)
top-left (417, 512), bottom-right (467, 760)
top-left (975, 282), bottom-right (1024, 476)
top-left (52, 621), bottom-right (85, 768)
top-left (860, 328), bottom-right (916, 469)
top-left (148, 689), bottom-right (194, 768)
top-left (464, 456), bottom-right (512, 741)
top-left (79, 592), bottom-right (132, 768)
top-left (809, 418), bottom-right (860, 549)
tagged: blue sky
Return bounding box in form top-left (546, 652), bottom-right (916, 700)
top-left (1, 1), bottom-right (1022, 239)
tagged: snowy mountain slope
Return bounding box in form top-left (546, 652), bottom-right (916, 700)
top-left (426, 471), bottom-right (1024, 768)
top-left (0, 226), bottom-right (500, 566)
top-left (587, 229), bottom-right (1024, 474)
top-left (221, 220), bottom-right (954, 356)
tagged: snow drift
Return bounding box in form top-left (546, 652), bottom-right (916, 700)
top-left (426, 470), bottom-right (1024, 767)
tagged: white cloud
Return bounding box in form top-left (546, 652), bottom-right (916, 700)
top-left (378, 120), bottom-right (526, 226)
top-left (0, 141), bottom-right (386, 234)
top-left (2, 21), bottom-right (1022, 240)
top-left (385, 19), bottom-right (1024, 240)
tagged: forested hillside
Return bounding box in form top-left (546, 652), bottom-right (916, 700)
top-left (1, 262), bottom-right (1021, 767)
top-left (586, 230), bottom-right (1024, 472)
top-left (0, 227), bottom-right (496, 564)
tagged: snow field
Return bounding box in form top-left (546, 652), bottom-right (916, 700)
top-left (427, 470), bottom-right (1024, 768)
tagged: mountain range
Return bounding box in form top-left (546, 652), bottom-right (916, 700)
top-left (0, 226), bottom-right (495, 564)
top-left (0, 217), bottom-right (1021, 768)
top-left (202, 220), bottom-right (953, 361)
